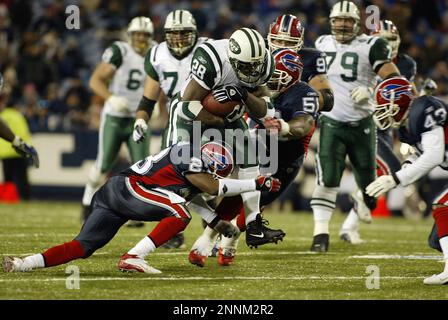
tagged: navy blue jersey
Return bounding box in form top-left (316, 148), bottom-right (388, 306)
top-left (120, 142), bottom-right (207, 200)
top-left (298, 47), bottom-right (327, 83)
top-left (398, 95), bottom-right (448, 169)
top-left (271, 81), bottom-right (319, 164)
top-left (394, 53), bottom-right (417, 82)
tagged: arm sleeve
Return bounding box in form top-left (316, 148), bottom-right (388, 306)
top-left (395, 126), bottom-right (445, 186)
top-left (102, 43), bottom-right (123, 68)
top-left (368, 37), bottom-right (392, 72)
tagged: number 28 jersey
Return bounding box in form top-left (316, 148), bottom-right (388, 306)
top-left (315, 34), bottom-right (392, 122)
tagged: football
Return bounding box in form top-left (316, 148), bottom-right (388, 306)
top-left (201, 92), bottom-right (241, 117)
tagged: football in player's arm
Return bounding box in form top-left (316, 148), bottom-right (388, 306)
top-left (366, 77), bottom-right (448, 285)
top-left (3, 141), bottom-right (280, 274)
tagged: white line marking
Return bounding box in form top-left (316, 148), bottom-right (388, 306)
top-left (350, 254), bottom-right (444, 261)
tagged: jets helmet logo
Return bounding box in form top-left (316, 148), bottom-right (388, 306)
top-left (229, 38), bottom-right (241, 54)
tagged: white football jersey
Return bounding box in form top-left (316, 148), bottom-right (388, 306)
top-left (102, 41), bottom-right (152, 118)
top-left (145, 37), bottom-right (209, 109)
top-left (315, 34), bottom-right (391, 122)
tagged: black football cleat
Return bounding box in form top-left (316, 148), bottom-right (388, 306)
top-left (160, 233), bottom-right (186, 249)
top-left (310, 234), bottom-right (329, 252)
top-left (245, 215), bottom-right (285, 249)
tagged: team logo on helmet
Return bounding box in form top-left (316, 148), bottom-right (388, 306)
top-left (229, 38), bottom-right (241, 54)
top-left (280, 52), bottom-right (303, 72)
top-left (380, 84), bottom-right (414, 101)
top-left (201, 141), bottom-right (234, 178)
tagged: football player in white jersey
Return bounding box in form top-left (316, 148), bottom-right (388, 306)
top-left (132, 9), bottom-right (208, 248)
top-left (81, 17), bottom-right (156, 223)
top-left (310, 1), bottom-right (401, 252)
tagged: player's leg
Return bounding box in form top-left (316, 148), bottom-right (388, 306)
top-left (118, 178), bottom-right (192, 273)
top-left (423, 187), bottom-right (448, 285)
top-left (3, 186), bottom-right (128, 272)
top-left (310, 116), bottom-right (346, 252)
top-left (81, 114), bottom-right (123, 221)
top-left (344, 117), bottom-right (377, 244)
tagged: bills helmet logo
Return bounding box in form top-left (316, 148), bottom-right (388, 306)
top-left (267, 49), bottom-right (303, 96)
top-left (380, 84), bottom-right (414, 101)
top-left (201, 141), bottom-right (234, 178)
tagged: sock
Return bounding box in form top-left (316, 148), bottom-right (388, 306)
top-left (313, 207), bottom-right (332, 235)
top-left (433, 206), bottom-right (448, 238)
top-left (220, 220), bottom-right (241, 251)
top-left (238, 167), bottom-right (261, 225)
top-left (42, 240), bottom-right (85, 267)
top-left (128, 236), bottom-right (156, 258)
top-left (149, 216), bottom-right (189, 247)
top-left (21, 254), bottom-right (45, 270)
top-left (82, 166), bottom-right (103, 206)
top-left (191, 226), bottom-right (219, 256)
top-left (439, 236), bottom-right (448, 260)
top-left (236, 211), bottom-right (246, 232)
top-left (341, 209), bottom-right (359, 231)
top-left (215, 196), bottom-right (244, 221)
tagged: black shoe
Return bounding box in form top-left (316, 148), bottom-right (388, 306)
top-left (81, 205), bottom-right (92, 224)
top-left (310, 234), bottom-right (329, 252)
top-left (160, 233), bottom-right (185, 249)
top-left (245, 215), bottom-right (285, 249)
top-left (126, 220), bottom-right (145, 228)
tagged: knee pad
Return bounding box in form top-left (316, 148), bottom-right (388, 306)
top-left (310, 186), bottom-right (339, 210)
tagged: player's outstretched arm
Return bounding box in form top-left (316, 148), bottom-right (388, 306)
top-left (308, 75), bottom-right (334, 112)
top-left (0, 118), bottom-right (15, 142)
top-left (185, 173), bottom-right (281, 196)
top-left (263, 114), bottom-right (314, 140)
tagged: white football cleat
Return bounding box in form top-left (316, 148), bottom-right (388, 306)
top-left (352, 190), bottom-right (372, 224)
top-left (118, 254), bottom-right (161, 274)
top-left (423, 271), bottom-right (448, 285)
top-left (3, 256), bottom-right (32, 272)
top-left (339, 229), bottom-right (365, 244)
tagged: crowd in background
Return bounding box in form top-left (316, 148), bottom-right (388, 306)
top-left (0, 0), bottom-right (447, 133)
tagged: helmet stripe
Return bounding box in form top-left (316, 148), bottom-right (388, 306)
top-left (241, 28), bottom-right (255, 58)
top-left (346, 1), bottom-right (350, 12)
top-left (180, 10), bottom-right (183, 24)
top-left (340, 1), bottom-right (344, 12)
top-left (248, 28), bottom-right (263, 58)
top-left (282, 14), bottom-right (291, 33)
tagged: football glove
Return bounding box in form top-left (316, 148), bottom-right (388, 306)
top-left (212, 85), bottom-right (248, 104)
top-left (213, 220), bottom-right (239, 238)
top-left (255, 175), bottom-right (281, 193)
top-left (350, 86), bottom-right (373, 104)
top-left (365, 175), bottom-right (397, 198)
top-left (12, 136), bottom-right (39, 168)
top-left (223, 104), bottom-right (245, 125)
top-left (262, 117), bottom-right (290, 136)
top-left (107, 95), bottom-right (129, 113)
top-left (133, 118), bottom-right (148, 143)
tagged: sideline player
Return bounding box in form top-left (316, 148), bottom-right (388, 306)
top-left (81, 17), bottom-right (156, 224)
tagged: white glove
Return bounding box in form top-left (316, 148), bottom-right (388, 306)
top-left (133, 118), bottom-right (148, 143)
top-left (107, 95), bottom-right (129, 112)
top-left (365, 175), bottom-right (397, 198)
top-left (350, 86), bottom-right (373, 104)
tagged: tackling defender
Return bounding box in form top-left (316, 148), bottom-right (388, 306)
top-left (3, 141), bottom-right (280, 274)
top-left (81, 17), bottom-right (155, 224)
top-left (366, 77), bottom-right (448, 285)
top-left (310, 1), bottom-right (401, 252)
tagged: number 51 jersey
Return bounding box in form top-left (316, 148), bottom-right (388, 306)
top-left (315, 34), bottom-right (392, 122)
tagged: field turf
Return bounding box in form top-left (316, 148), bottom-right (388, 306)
top-left (1, 201), bottom-right (447, 300)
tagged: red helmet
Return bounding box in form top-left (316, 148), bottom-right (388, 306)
top-left (201, 141), bottom-right (234, 178)
top-left (373, 77), bottom-right (415, 130)
top-left (370, 20), bottom-right (400, 58)
top-left (268, 14), bottom-right (305, 52)
top-left (267, 49), bottom-right (303, 97)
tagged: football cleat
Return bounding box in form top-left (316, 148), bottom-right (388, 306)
top-left (188, 250), bottom-right (207, 267)
top-left (2, 256), bottom-right (32, 273)
top-left (118, 253), bottom-right (161, 274)
top-left (310, 234), bottom-right (329, 252)
top-left (352, 190), bottom-right (372, 224)
top-left (160, 233), bottom-right (186, 249)
top-left (218, 248), bottom-right (236, 266)
top-left (245, 215), bottom-right (285, 249)
top-left (423, 271), bottom-right (448, 285)
top-left (339, 229), bottom-right (365, 244)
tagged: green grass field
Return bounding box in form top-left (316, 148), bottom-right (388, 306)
top-left (1, 201), bottom-right (447, 300)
